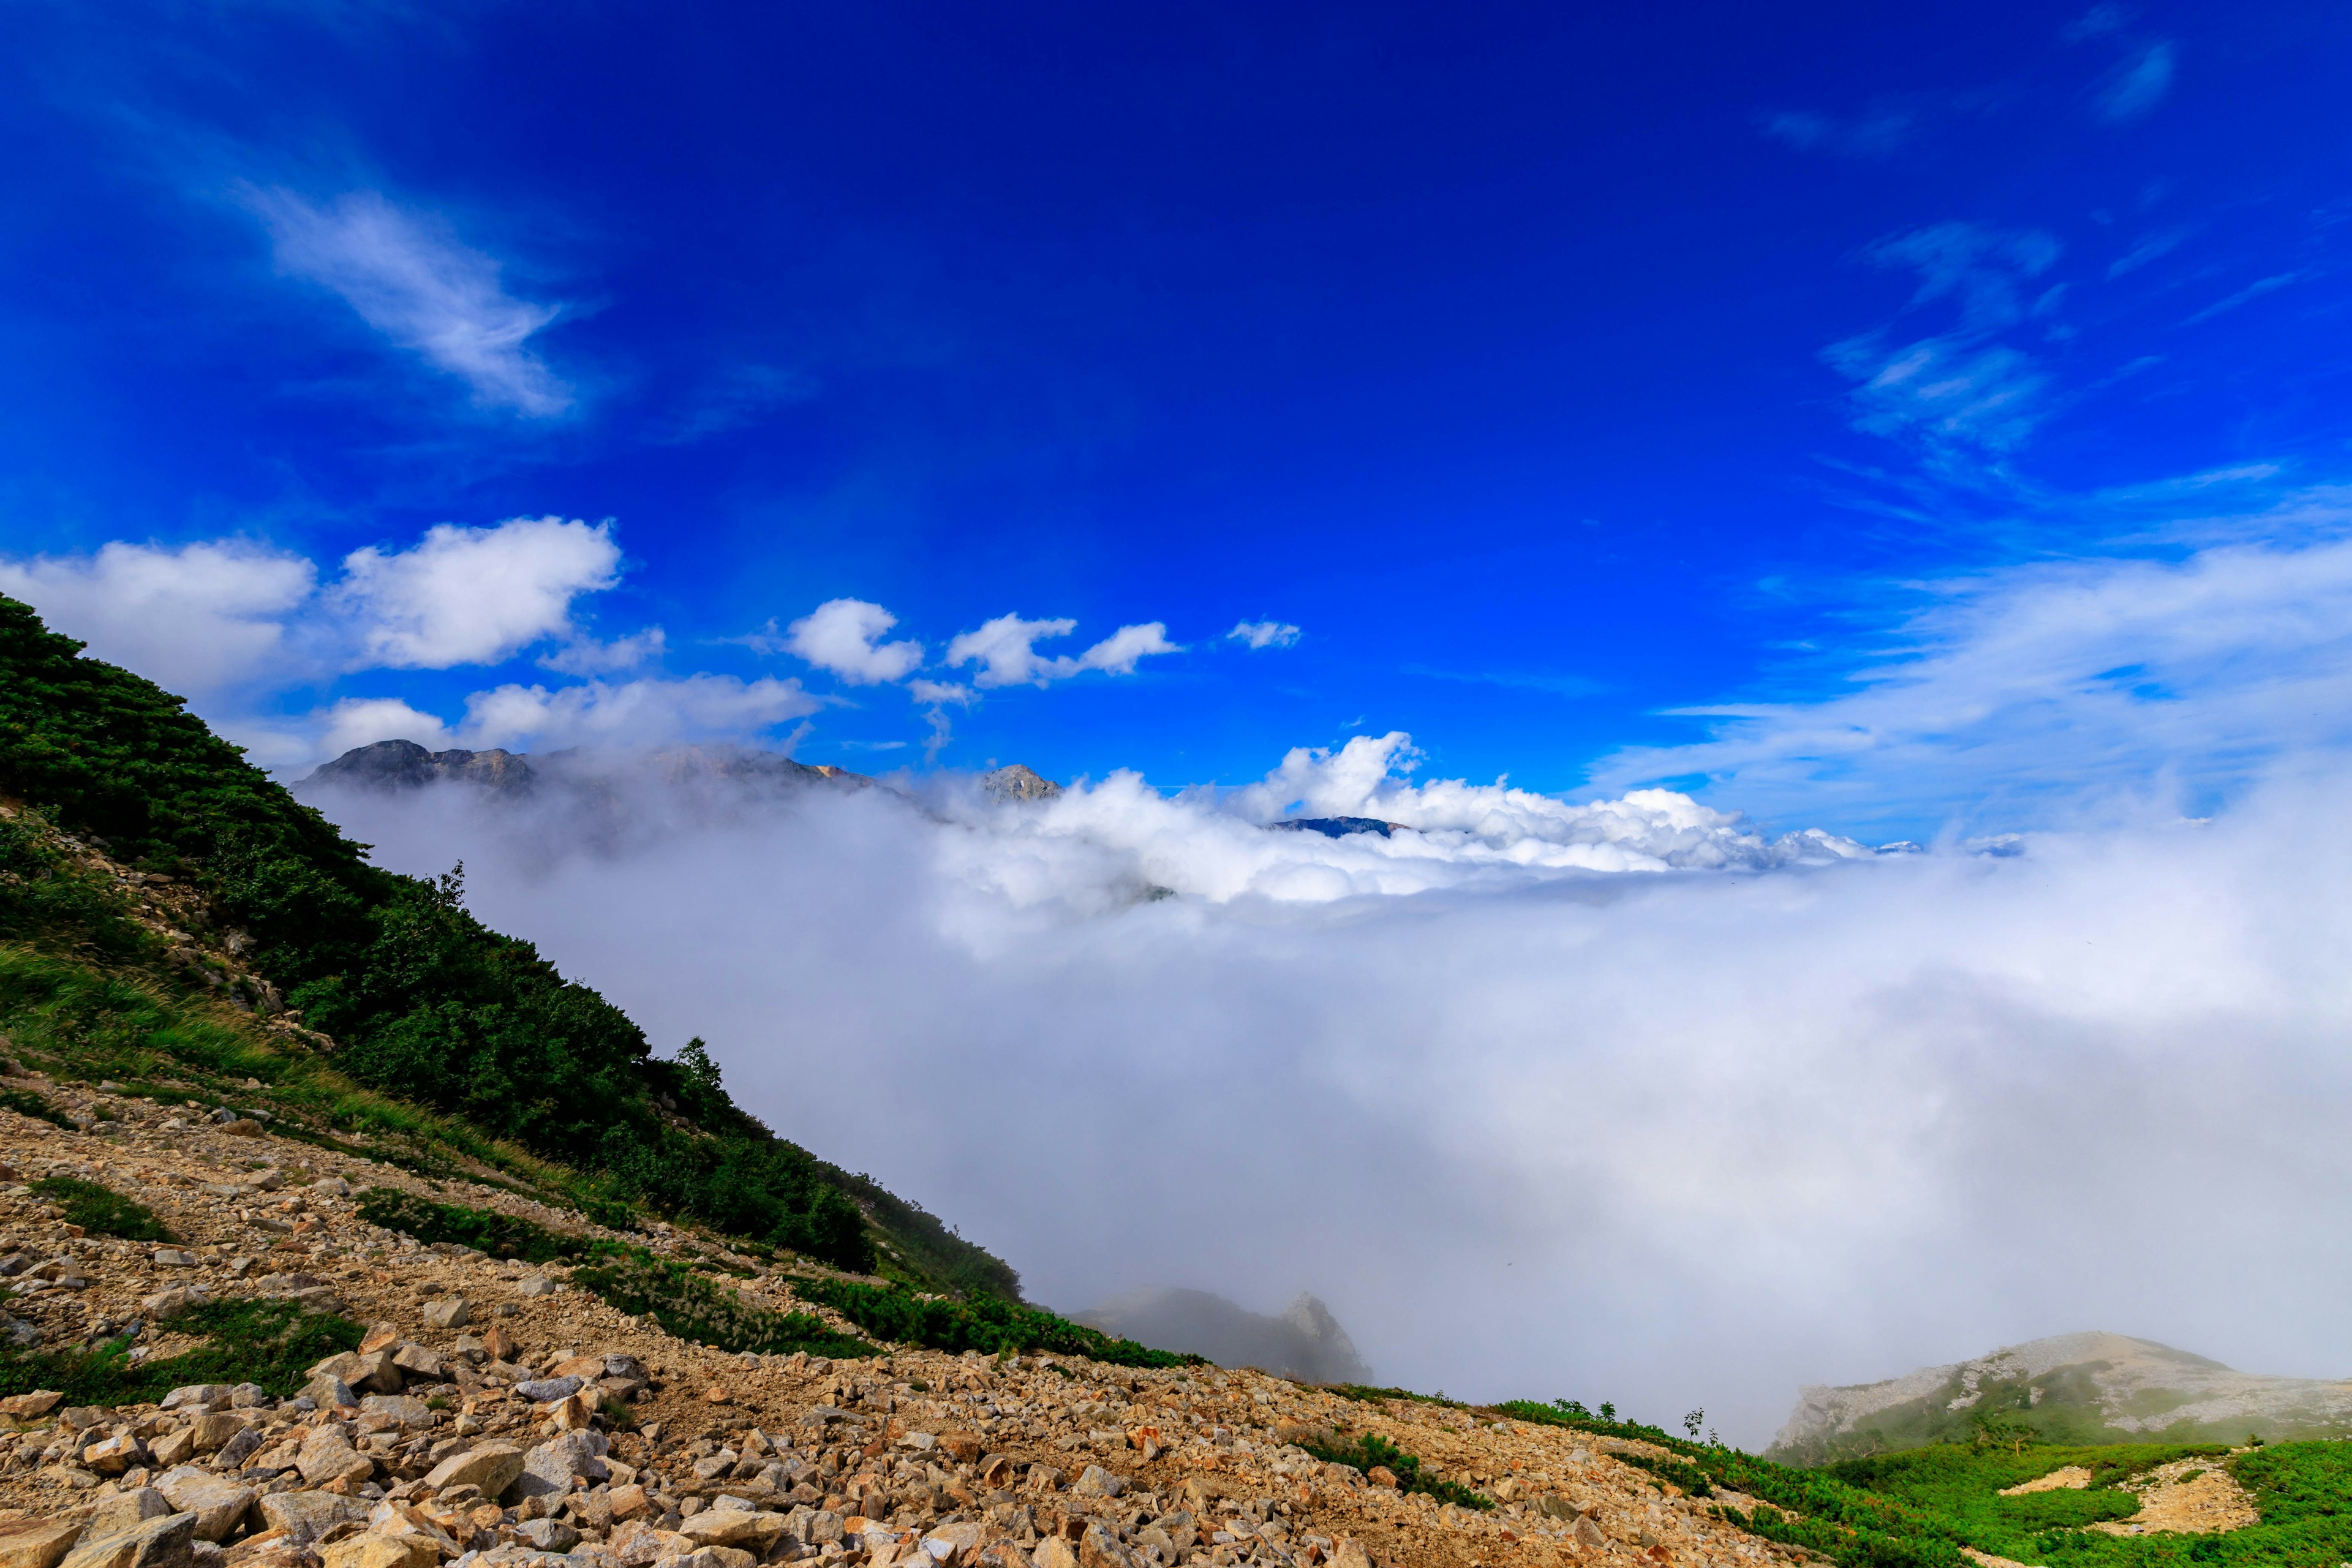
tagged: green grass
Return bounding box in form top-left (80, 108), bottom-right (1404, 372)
top-left (0, 1296), bottom-right (361, 1403)
top-left (1297, 1430), bottom-right (1493, 1510)
top-left (354, 1186), bottom-right (588, 1265)
top-left (29, 1175), bottom-right (173, 1242)
top-left (571, 1248), bottom-right (875, 1359)
top-left (1493, 1396), bottom-right (2352, 1568)
top-left (785, 1274), bottom-right (1203, 1368)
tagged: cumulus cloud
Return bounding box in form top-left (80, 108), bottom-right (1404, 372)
top-left (944, 614), bottom-right (1080, 687)
top-left (307, 736), bottom-right (2352, 1448)
top-left (1077, 622), bottom-right (1182, 675)
top-left (317, 695), bottom-right (453, 756)
top-left (0, 539), bottom-right (317, 698)
top-left (1227, 620), bottom-right (1302, 650)
top-left (945, 613), bottom-right (1183, 688)
top-left (1591, 524), bottom-right (2352, 838)
top-left (333, 516), bottom-right (622, 669)
top-left (243, 187), bottom-right (573, 415)
top-left (453, 673), bottom-right (821, 750)
top-left (785, 598), bottom-right (925, 684)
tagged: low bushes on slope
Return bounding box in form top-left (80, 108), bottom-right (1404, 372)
top-left (0, 594), bottom-right (1011, 1291)
top-left (0, 1297), bottom-right (361, 1403)
top-left (571, 1249), bottom-right (872, 1359)
top-left (1296, 1430), bottom-right (1491, 1510)
top-left (353, 1187), bottom-right (589, 1265)
top-left (29, 1175), bottom-right (173, 1242)
top-left (1502, 1398), bottom-right (2352, 1568)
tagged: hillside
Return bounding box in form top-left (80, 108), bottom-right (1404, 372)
top-left (0, 591), bottom-right (1011, 1299)
top-left (1770, 1332), bottom-right (2352, 1463)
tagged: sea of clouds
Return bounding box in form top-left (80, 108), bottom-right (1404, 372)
top-left (306, 733), bottom-right (2352, 1449)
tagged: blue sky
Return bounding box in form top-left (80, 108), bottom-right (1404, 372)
top-left (6, 0), bottom-right (2352, 841)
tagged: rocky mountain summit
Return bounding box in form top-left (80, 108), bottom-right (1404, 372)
top-left (0, 1096), bottom-right (1794, 1568)
top-left (298, 745), bottom-right (871, 802)
top-left (1071, 1296), bottom-right (1369, 1390)
top-left (1770, 1331), bottom-right (2352, 1461)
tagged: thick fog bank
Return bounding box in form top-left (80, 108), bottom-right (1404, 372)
top-left (306, 750), bottom-right (2352, 1448)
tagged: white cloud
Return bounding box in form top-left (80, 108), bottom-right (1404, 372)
top-left (908, 679), bottom-right (974, 708)
top-left (1823, 334), bottom-right (2049, 455)
top-left (0, 540), bottom-right (317, 698)
top-left (539, 626), bottom-right (666, 675)
top-left (1590, 521), bottom-right (2352, 837)
top-left (243, 187), bottom-right (573, 416)
top-left (946, 613), bottom-right (1183, 688)
top-left (334, 516), bottom-right (621, 669)
top-left (945, 613), bottom-right (1080, 688)
top-left (1077, 621), bottom-right (1183, 675)
top-left (456, 673), bottom-right (821, 750)
top-left (1227, 620), bottom-right (1302, 650)
top-left (784, 598), bottom-right (925, 684)
top-left (2098, 40), bottom-right (2176, 124)
top-left (317, 696), bottom-right (453, 757)
top-left (1823, 222), bottom-right (2064, 461)
top-left (311, 740), bottom-right (2352, 1449)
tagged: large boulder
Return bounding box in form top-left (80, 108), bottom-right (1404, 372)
top-left (258, 1491), bottom-right (371, 1543)
top-left (295, 1426), bottom-right (374, 1487)
top-left (80, 1496), bottom-right (168, 1542)
top-left (0, 1520), bottom-right (83, 1568)
top-left (318, 1537), bottom-right (435, 1568)
top-left (421, 1441), bottom-right (526, 1499)
top-left (154, 1465), bottom-right (259, 1542)
top-left (56, 1513), bottom-right (194, 1568)
top-left (513, 1430), bottom-right (609, 1500)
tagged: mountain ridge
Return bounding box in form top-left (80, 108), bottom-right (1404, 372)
top-left (1770, 1329), bottom-right (2352, 1462)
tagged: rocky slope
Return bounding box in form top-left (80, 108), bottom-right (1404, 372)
top-left (0, 1091), bottom-right (1798, 1568)
top-left (1770, 1332), bottom-right (2352, 1462)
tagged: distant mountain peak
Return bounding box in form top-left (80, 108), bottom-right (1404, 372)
top-left (304, 738), bottom-right (535, 794)
top-left (982, 763), bottom-right (1062, 802)
top-left (1074, 1285), bottom-right (1371, 1385)
top-left (1771, 1329), bottom-right (2352, 1461)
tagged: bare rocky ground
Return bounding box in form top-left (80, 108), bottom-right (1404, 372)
top-left (0, 1088), bottom-right (1799, 1568)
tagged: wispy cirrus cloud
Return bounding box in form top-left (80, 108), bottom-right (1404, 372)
top-left (1590, 505), bottom-right (2352, 837)
top-left (241, 187), bottom-right (575, 416)
top-left (1761, 108), bottom-right (1919, 160)
top-left (1822, 222), bottom-right (2064, 466)
top-left (2096, 40), bottom-right (2176, 124)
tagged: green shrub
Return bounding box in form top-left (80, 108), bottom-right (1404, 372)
top-left (0, 1296), bottom-right (361, 1402)
top-left (355, 1187), bottom-right (586, 1264)
top-left (571, 1248), bottom-right (873, 1358)
top-left (1330, 1383), bottom-right (1464, 1407)
top-left (1298, 1430), bottom-right (1491, 1510)
top-left (0, 593), bottom-right (1005, 1292)
top-left (30, 1175), bottom-right (173, 1242)
top-left (787, 1275), bottom-right (1200, 1368)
